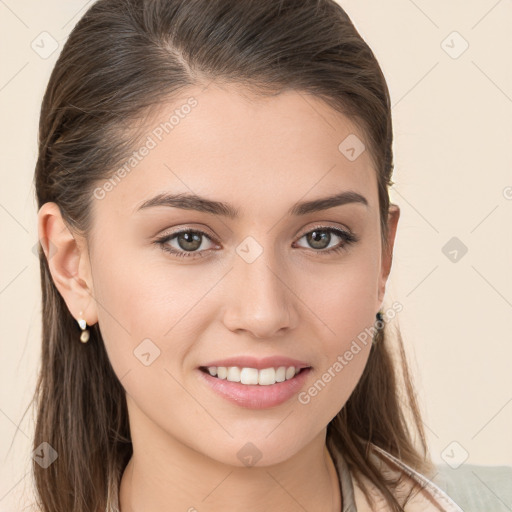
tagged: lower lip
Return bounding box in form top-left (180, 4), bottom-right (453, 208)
top-left (197, 367), bottom-right (312, 409)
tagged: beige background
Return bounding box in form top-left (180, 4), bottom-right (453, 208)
top-left (1, 0), bottom-right (511, 509)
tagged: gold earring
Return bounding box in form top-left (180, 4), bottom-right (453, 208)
top-left (77, 311), bottom-right (90, 343)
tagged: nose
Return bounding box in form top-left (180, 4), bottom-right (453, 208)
top-left (221, 246), bottom-right (299, 339)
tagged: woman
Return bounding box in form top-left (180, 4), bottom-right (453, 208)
top-left (32, 0), bottom-right (463, 510)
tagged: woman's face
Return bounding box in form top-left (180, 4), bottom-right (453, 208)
top-left (55, 84), bottom-right (399, 467)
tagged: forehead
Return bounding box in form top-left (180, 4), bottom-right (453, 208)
top-left (94, 84), bottom-right (377, 219)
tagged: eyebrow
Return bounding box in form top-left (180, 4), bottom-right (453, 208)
top-left (134, 190), bottom-right (368, 218)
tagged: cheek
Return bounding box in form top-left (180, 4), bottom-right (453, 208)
top-left (296, 281), bottom-right (375, 430)
top-left (292, 252), bottom-right (379, 420)
top-left (90, 241), bottom-right (216, 377)
top-left (298, 342), bottom-right (371, 433)
top-left (89, 242), bottom-right (168, 374)
top-left (296, 244), bottom-right (380, 341)
top-left (89, 248), bottom-right (202, 429)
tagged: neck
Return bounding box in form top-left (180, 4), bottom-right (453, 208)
top-left (119, 415), bottom-right (341, 512)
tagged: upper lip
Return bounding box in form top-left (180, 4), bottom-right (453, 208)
top-left (199, 356), bottom-right (312, 370)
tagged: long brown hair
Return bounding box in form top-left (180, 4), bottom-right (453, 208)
top-left (31, 0), bottom-right (434, 510)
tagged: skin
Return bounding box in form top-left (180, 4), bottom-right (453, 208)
top-left (38, 83), bottom-right (400, 512)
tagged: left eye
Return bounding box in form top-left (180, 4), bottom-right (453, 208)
top-left (293, 226), bottom-right (358, 254)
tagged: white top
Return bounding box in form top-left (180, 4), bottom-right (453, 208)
top-left (329, 440), bottom-right (465, 511)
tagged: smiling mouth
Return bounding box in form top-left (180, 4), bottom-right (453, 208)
top-left (198, 366), bottom-right (311, 386)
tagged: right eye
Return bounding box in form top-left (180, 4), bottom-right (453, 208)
top-left (155, 229), bottom-right (219, 259)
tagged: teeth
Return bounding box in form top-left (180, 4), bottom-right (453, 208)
top-left (227, 367), bottom-right (240, 382)
top-left (258, 368), bottom-right (275, 386)
top-left (240, 367), bottom-right (258, 385)
top-left (206, 366), bottom-right (302, 385)
top-left (275, 366), bottom-right (286, 383)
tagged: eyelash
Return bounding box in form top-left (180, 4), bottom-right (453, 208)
top-left (155, 225), bottom-right (359, 259)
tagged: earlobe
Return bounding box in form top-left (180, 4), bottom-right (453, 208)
top-left (37, 202), bottom-right (98, 326)
top-left (377, 204), bottom-right (400, 305)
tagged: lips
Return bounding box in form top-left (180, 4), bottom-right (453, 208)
top-left (199, 355), bottom-right (312, 370)
top-left (197, 366), bottom-right (313, 409)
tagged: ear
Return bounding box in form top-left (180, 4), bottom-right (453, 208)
top-left (377, 203), bottom-right (400, 307)
top-left (37, 202), bottom-right (98, 326)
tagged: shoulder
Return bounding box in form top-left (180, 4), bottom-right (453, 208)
top-left (351, 444), bottom-right (463, 512)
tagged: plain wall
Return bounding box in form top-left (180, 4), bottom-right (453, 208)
top-left (1, 0), bottom-right (511, 509)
